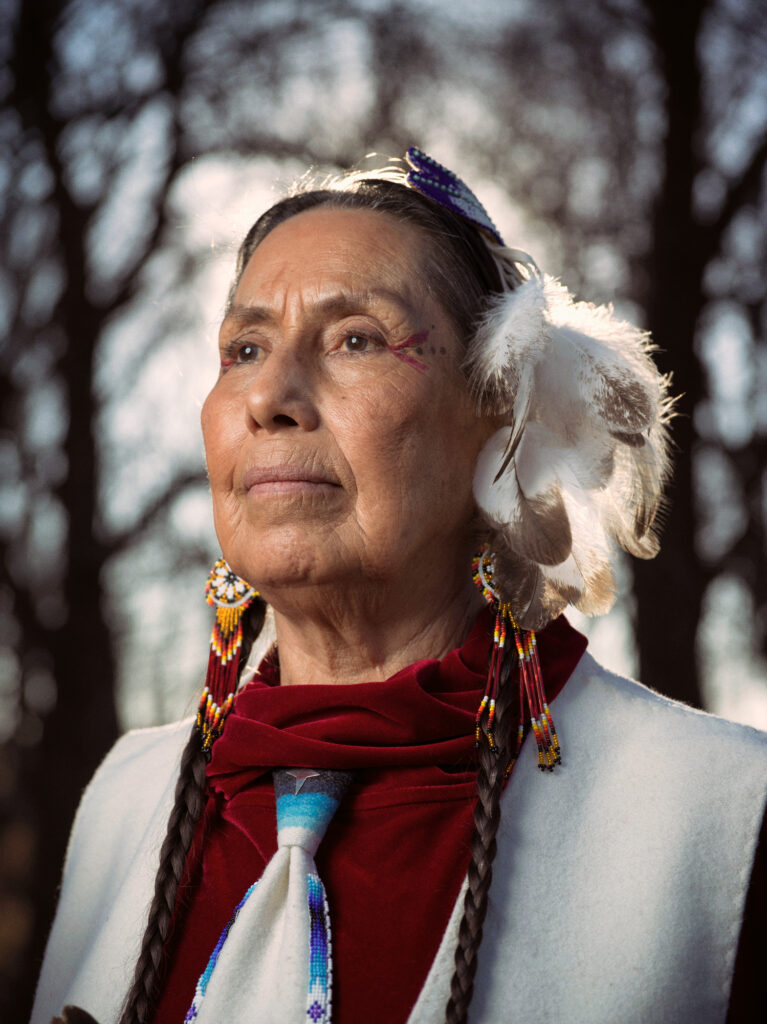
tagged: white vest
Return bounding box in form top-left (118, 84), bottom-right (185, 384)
top-left (31, 653), bottom-right (767, 1024)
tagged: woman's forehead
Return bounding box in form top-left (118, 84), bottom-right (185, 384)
top-left (223, 286), bottom-right (421, 332)
top-left (234, 206), bottom-right (429, 298)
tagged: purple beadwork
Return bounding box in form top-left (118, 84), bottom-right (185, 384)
top-left (306, 873), bottom-right (333, 1023)
top-left (405, 146), bottom-right (504, 245)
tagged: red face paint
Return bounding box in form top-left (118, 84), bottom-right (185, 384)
top-left (389, 329), bottom-right (429, 372)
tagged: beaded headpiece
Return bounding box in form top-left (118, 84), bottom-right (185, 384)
top-left (405, 146), bottom-right (504, 245)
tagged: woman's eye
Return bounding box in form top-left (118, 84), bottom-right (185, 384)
top-left (221, 341), bottom-right (261, 369)
top-left (343, 334), bottom-right (370, 352)
top-left (235, 343), bottom-right (259, 362)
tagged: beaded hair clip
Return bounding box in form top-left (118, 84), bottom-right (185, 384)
top-left (405, 146), bottom-right (504, 245)
top-left (472, 545), bottom-right (561, 776)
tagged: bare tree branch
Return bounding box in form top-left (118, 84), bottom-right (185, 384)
top-left (699, 129), bottom-right (767, 261)
top-left (105, 468), bottom-right (208, 556)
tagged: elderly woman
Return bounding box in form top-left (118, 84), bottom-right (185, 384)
top-left (32, 149), bottom-right (765, 1024)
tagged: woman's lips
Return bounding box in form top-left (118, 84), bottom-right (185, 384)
top-left (242, 465), bottom-right (341, 496)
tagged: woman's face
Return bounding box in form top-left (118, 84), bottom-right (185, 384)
top-left (202, 205), bottom-right (495, 600)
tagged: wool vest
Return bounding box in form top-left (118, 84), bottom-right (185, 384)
top-left (31, 653), bottom-right (767, 1024)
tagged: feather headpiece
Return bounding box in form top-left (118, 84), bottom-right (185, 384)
top-left (467, 265), bottom-right (672, 630)
top-left (341, 147), bottom-right (673, 628)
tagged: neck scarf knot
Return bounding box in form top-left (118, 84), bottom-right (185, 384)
top-left (185, 768), bottom-right (353, 1024)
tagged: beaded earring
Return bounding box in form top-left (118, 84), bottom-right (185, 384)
top-left (472, 545), bottom-right (561, 776)
top-left (197, 558), bottom-right (259, 759)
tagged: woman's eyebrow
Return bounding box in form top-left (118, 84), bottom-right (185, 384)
top-left (311, 289), bottom-right (417, 320)
top-left (222, 289), bottom-right (418, 328)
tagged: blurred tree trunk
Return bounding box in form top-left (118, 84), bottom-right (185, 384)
top-left (635, 0), bottom-right (707, 706)
top-left (8, 2), bottom-right (120, 1019)
top-left (637, 0), bottom-right (767, 706)
top-left (18, 230), bottom-right (121, 1013)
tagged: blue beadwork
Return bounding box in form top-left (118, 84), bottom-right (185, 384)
top-left (276, 791), bottom-right (340, 834)
top-left (184, 882), bottom-right (257, 1022)
top-left (306, 873), bottom-right (332, 1024)
top-left (183, 875), bottom-right (333, 1024)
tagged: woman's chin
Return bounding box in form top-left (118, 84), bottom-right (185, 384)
top-left (234, 487), bottom-right (348, 537)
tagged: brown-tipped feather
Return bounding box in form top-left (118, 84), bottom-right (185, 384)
top-left (590, 367), bottom-right (655, 434)
top-left (491, 546), bottom-right (539, 612)
top-left (572, 562), bottom-right (616, 616)
top-left (521, 578), bottom-right (570, 631)
top-left (512, 480), bottom-right (573, 567)
top-left (610, 430), bottom-right (646, 449)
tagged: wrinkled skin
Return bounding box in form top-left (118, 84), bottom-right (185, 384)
top-left (202, 206), bottom-right (497, 684)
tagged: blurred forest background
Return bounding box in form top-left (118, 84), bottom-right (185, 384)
top-left (2, 0), bottom-right (767, 1018)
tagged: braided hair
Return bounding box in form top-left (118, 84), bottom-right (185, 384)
top-left (445, 648), bottom-right (517, 1024)
top-left (120, 173), bottom-right (517, 1024)
top-left (117, 600), bottom-right (266, 1024)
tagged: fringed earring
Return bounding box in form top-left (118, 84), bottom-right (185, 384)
top-left (472, 544), bottom-right (561, 775)
top-left (197, 558), bottom-right (259, 759)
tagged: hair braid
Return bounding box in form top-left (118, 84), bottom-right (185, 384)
top-left (118, 598), bottom-right (266, 1024)
top-left (117, 728), bottom-right (206, 1024)
top-left (444, 648), bottom-right (517, 1024)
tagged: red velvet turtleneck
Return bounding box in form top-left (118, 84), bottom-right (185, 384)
top-left (151, 610), bottom-right (587, 1024)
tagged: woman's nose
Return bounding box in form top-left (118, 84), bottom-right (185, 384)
top-left (245, 345), bottom-right (320, 432)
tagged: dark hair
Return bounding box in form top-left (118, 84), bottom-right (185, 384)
top-left (121, 173), bottom-right (513, 1024)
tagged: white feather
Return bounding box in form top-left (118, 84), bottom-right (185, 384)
top-left (473, 427), bottom-right (519, 528)
top-left (472, 274), bottom-right (673, 626)
top-left (466, 276), bottom-right (547, 409)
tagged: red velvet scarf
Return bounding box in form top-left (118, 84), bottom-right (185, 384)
top-left (151, 610), bottom-right (587, 1024)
